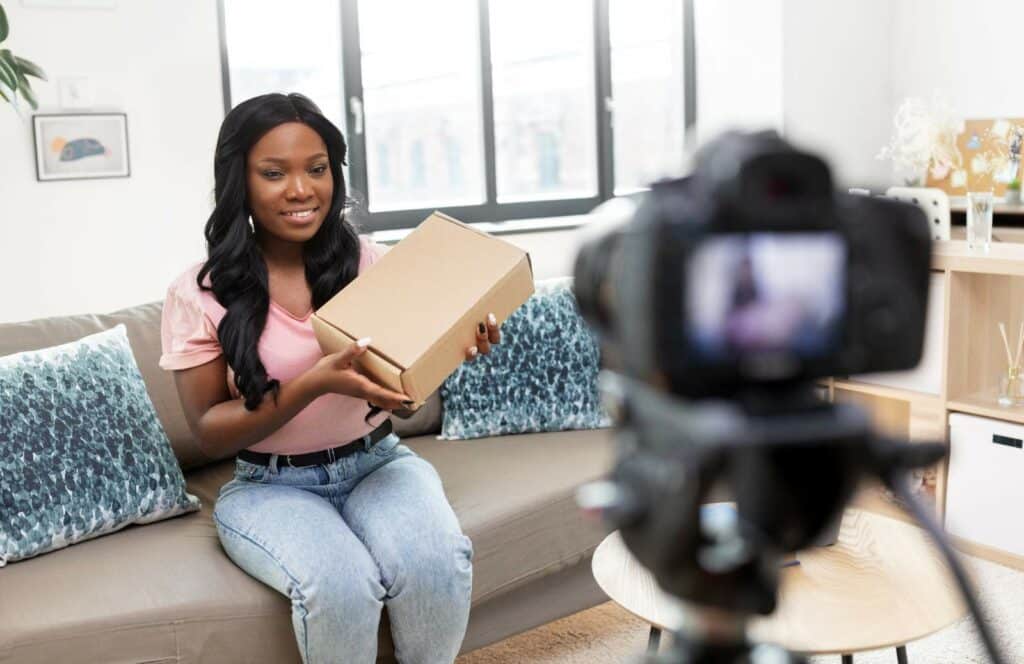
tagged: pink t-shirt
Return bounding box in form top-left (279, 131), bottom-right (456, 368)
top-left (159, 235), bottom-right (391, 455)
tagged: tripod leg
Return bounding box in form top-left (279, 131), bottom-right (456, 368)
top-left (841, 656), bottom-right (853, 664)
top-left (647, 626), bottom-right (661, 653)
top-left (896, 645), bottom-right (908, 664)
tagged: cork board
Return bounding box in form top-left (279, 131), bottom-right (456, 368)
top-left (926, 118), bottom-right (1024, 195)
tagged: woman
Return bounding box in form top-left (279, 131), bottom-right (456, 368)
top-left (159, 92), bottom-right (499, 664)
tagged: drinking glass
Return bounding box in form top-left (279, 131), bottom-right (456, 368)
top-left (967, 191), bottom-right (994, 252)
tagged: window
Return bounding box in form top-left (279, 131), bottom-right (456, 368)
top-left (358, 0), bottom-right (486, 211)
top-left (219, 0), bottom-right (695, 231)
top-left (489, 0), bottom-right (597, 202)
top-left (221, 0), bottom-right (345, 131)
top-left (609, 0), bottom-right (686, 194)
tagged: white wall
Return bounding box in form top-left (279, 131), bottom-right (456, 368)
top-left (780, 0), bottom-right (894, 188)
top-left (691, 0), bottom-right (897, 188)
top-left (0, 0), bottom-right (223, 324)
top-left (695, 0), bottom-right (785, 143)
top-left (889, 0), bottom-right (1024, 118)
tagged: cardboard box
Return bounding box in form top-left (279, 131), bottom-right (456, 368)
top-left (312, 212), bottom-right (535, 405)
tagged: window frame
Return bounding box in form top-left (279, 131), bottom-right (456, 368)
top-left (217, 0), bottom-right (696, 232)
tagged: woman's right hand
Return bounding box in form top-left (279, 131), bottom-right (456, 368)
top-left (308, 337), bottom-right (413, 411)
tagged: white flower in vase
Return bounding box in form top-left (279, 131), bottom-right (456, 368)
top-left (878, 95), bottom-right (962, 187)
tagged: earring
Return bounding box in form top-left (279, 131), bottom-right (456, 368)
top-left (247, 216), bottom-right (255, 233)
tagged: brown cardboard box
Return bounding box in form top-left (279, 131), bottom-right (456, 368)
top-left (311, 212), bottom-right (535, 406)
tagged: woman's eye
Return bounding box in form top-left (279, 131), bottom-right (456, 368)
top-left (263, 171), bottom-right (283, 179)
top-left (311, 165), bottom-right (328, 175)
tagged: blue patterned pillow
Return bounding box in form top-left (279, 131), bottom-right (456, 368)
top-left (0, 324), bottom-right (200, 566)
top-left (440, 277), bottom-right (612, 440)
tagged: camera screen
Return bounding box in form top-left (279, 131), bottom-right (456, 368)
top-left (686, 232), bottom-right (845, 364)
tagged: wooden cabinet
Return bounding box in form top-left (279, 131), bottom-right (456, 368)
top-left (826, 240), bottom-right (1024, 570)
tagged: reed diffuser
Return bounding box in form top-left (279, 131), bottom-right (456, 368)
top-left (997, 321), bottom-right (1024, 406)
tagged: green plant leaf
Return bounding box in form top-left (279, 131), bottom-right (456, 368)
top-left (0, 5), bottom-right (9, 44)
top-left (0, 48), bottom-right (16, 73)
top-left (15, 56), bottom-right (45, 81)
top-left (0, 54), bottom-right (17, 93)
top-left (13, 65), bottom-right (36, 110)
top-left (0, 84), bottom-right (10, 103)
top-left (17, 78), bottom-right (37, 109)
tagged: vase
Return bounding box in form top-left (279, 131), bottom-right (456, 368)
top-left (1006, 188), bottom-right (1022, 206)
top-left (999, 366), bottom-right (1024, 406)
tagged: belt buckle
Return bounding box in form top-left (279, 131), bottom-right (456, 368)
top-left (327, 447), bottom-right (336, 464)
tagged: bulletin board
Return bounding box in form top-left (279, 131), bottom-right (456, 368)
top-left (926, 118), bottom-right (1024, 196)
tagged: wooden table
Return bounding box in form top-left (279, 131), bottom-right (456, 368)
top-left (592, 508), bottom-right (967, 662)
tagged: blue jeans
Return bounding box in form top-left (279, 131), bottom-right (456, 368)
top-left (212, 433), bottom-right (473, 664)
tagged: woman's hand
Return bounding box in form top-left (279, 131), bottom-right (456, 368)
top-left (465, 312), bottom-right (503, 362)
top-left (308, 338), bottom-right (413, 411)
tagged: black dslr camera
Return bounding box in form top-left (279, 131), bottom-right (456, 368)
top-left (576, 129), bottom-right (931, 395)
top-left (574, 131), bottom-right (1004, 664)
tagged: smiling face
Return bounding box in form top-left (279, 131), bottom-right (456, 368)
top-left (246, 121), bottom-right (334, 247)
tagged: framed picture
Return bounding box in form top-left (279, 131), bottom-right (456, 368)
top-left (32, 113), bottom-right (130, 182)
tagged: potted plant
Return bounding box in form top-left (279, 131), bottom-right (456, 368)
top-left (0, 2), bottom-right (47, 112)
top-left (1006, 178), bottom-right (1022, 206)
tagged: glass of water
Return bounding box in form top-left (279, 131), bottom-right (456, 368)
top-left (967, 191), bottom-right (994, 252)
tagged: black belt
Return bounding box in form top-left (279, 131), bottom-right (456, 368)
top-left (237, 420), bottom-right (394, 468)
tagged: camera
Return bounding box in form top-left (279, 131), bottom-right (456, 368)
top-left (575, 130), bottom-right (932, 399)
top-left (573, 131), bottom-right (1004, 663)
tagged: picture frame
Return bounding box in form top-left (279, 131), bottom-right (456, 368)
top-left (32, 113), bottom-right (131, 182)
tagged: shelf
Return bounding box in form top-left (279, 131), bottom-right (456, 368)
top-left (832, 379), bottom-right (941, 405)
top-left (950, 226), bottom-right (1024, 244)
top-left (947, 392), bottom-right (1024, 425)
top-left (932, 240), bottom-right (1024, 275)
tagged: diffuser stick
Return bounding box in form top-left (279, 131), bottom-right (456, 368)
top-left (999, 322), bottom-right (1014, 368)
top-left (1015, 322), bottom-right (1024, 369)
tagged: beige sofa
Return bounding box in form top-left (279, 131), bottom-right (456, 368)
top-left (0, 299), bottom-right (616, 663)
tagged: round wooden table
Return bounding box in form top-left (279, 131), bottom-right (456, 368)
top-left (592, 508), bottom-right (967, 662)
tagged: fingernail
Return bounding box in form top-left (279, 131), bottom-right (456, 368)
top-left (469, 346), bottom-right (478, 357)
top-left (478, 322), bottom-right (486, 334)
top-left (356, 337), bottom-right (372, 348)
top-left (488, 313), bottom-right (496, 326)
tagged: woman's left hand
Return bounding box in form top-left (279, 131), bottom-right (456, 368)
top-left (465, 312), bottom-right (502, 361)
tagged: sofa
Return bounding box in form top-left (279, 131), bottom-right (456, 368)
top-left (0, 298), bottom-right (616, 663)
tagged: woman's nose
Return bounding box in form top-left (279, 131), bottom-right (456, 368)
top-left (286, 175), bottom-right (312, 200)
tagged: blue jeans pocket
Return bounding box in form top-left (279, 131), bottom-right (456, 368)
top-left (371, 433), bottom-right (402, 457)
top-left (234, 459), bottom-right (268, 482)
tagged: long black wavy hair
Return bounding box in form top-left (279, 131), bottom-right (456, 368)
top-left (197, 93), bottom-right (362, 410)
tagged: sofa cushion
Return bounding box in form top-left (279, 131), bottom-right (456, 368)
top-left (409, 428), bottom-right (615, 602)
top-left (0, 428), bottom-right (614, 662)
top-left (0, 463), bottom-right (306, 664)
top-left (0, 325), bottom-right (201, 567)
top-left (0, 301), bottom-right (206, 471)
top-left (440, 278), bottom-right (612, 440)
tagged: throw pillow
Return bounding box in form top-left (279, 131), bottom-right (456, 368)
top-left (439, 277), bottom-right (612, 440)
top-left (0, 324), bottom-right (200, 566)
